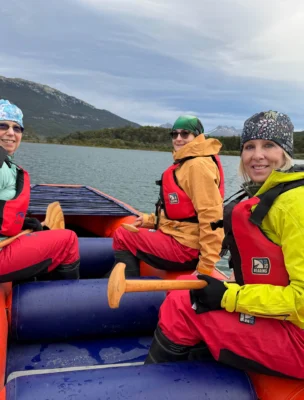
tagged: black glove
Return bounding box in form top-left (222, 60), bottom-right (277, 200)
top-left (22, 217), bottom-right (43, 232)
top-left (190, 275), bottom-right (227, 314)
top-left (0, 147), bottom-right (9, 168)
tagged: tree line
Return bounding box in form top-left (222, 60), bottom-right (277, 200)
top-left (24, 125), bottom-right (304, 158)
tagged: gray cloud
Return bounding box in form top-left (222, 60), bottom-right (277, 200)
top-left (1, 0), bottom-right (304, 129)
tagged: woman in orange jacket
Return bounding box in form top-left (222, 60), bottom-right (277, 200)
top-left (111, 115), bottom-right (224, 277)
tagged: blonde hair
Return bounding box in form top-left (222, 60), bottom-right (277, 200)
top-left (239, 150), bottom-right (293, 183)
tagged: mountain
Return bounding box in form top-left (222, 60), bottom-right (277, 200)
top-left (206, 125), bottom-right (242, 137)
top-left (0, 76), bottom-right (139, 137)
top-left (159, 123), bottom-right (173, 129)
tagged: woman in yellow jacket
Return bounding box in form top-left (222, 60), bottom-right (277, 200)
top-left (111, 115), bottom-right (224, 277)
top-left (145, 110), bottom-right (304, 379)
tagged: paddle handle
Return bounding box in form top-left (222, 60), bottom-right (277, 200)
top-left (125, 279), bottom-right (207, 293)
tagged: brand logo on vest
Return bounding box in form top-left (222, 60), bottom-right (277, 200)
top-left (239, 313), bottom-right (255, 325)
top-left (15, 211), bottom-right (25, 225)
top-left (168, 193), bottom-right (179, 204)
top-left (252, 257), bottom-right (270, 275)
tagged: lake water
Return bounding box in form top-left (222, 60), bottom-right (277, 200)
top-left (15, 143), bottom-right (304, 275)
top-left (15, 143), bottom-right (246, 213)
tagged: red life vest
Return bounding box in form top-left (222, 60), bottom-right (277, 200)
top-left (222, 178), bottom-right (304, 286)
top-left (156, 155), bottom-right (224, 222)
top-left (0, 166), bottom-right (30, 237)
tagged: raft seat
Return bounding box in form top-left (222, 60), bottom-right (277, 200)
top-left (10, 280), bottom-right (164, 342)
top-left (5, 361), bottom-right (257, 400)
top-left (6, 336), bottom-right (151, 381)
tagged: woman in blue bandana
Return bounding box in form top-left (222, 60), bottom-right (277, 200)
top-left (0, 99), bottom-right (80, 282)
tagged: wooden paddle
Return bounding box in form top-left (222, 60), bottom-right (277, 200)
top-left (0, 201), bottom-right (64, 249)
top-left (121, 223), bottom-right (139, 233)
top-left (107, 262), bottom-right (208, 308)
top-left (42, 201), bottom-right (65, 230)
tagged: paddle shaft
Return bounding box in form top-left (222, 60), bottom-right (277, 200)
top-left (0, 229), bottom-right (32, 249)
top-left (0, 202), bottom-right (63, 249)
top-left (125, 279), bottom-right (207, 293)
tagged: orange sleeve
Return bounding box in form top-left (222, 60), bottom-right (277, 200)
top-left (182, 158), bottom-right (224, 274)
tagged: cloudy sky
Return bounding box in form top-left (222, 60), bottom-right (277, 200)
top-left (2, 0), bottom-right (304, 130)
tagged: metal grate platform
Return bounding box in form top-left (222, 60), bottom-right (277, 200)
top-left (28, 185), bottom-right (137, 216)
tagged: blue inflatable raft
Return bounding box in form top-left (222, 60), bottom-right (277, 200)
top-left (0, 184), bottom-right (303, 399)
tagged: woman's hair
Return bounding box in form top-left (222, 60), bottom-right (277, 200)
top-left (239, 150), bottom-right (293, 182)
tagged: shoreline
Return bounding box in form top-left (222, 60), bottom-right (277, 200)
top-left (22, 140), bottom-right (304, 159)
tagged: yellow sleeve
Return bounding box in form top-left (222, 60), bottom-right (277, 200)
top-left (183, 158), bottom-right (224, 274)
top-left (221, 198), bottom-right (304, 328)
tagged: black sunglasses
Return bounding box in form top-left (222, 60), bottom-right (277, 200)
top-left (170, 130), bottom-right (193, 139)
top-left (0, 123), bottom-right (24, 134)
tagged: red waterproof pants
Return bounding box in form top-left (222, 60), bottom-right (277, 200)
top-left (0, 229), bottom-right (79, 282)
top-left (159, 282), bottom-right (304, 379)
top-left (113, 226), bottom-right (199, 271)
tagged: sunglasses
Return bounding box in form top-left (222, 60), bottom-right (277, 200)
top-left (0, 123), bottom-right (24, 134)
top-left (170, 130), bottom-right (193, 139)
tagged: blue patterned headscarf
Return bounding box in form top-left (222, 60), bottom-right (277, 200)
top-left (240, 111), bottom-right (294, 157)
top-left (0, 99), bottom-right (24, 128)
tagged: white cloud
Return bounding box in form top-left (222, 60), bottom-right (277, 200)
top-left (2, 0), bottom-right (304, 128)
top-left (77, 0), bottom-right (304, 82)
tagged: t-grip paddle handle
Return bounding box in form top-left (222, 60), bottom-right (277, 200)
top-left (107, 263), bottom-right (208, 309)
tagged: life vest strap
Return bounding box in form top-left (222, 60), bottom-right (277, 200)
top-left (250, 179), bottom-right (304, 227)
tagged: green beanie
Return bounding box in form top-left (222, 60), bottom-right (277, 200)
top-left (172, 115), bottom-right (204, 136)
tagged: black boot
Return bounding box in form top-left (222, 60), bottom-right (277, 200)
top-left (145, 325), bottom-right (191, 364)
top-left (188, 342), bottom-right (214, 361)
top-left (105, 250), bottom-right (140, 278)
top-left (45, 260), bottom-right (80, 280)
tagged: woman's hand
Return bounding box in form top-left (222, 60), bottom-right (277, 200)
top-left (22, 217), bottom-right (43, 232)
top-left (134, 216), bottom-right (144, 227)
top-left (190, 275), bottom-right (227, 314)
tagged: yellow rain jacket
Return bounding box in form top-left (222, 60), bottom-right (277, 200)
top-left (222, 169), bottom-right (304, 329)
top-left (142, 135), bottom-right (224, 274)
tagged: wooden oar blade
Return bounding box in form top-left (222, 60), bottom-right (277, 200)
top-left (43, 201), bottom-right (65, 230)
top-left (121, 223), bottom-right (139, 233)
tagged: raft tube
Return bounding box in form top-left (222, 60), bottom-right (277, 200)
top-left (10, 279), bottom-right (164, 342)
top-left (5, 362), bottom-right (257, 400)
top-left (78, 237), bottom-right (228, 280)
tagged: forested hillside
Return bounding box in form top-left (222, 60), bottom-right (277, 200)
top-left (44, 126), bottom-right (304, 157)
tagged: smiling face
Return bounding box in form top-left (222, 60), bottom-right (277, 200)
top-left (171, 129), bottom-right (196, 152)
top-left (241, 139), bottom-right (285, 183)
top-left (0, 121), bottom-right (23, 155)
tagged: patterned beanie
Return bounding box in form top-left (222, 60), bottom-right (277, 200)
top-left (0, 99), bottom-right (24, 128)
top-left (240, 110), bottom-right (294, 157)
top-left (172, 115), bottom-right (204, 136)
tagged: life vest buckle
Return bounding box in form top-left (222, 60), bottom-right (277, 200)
top-left (210, 219), bottom-right (223, 231)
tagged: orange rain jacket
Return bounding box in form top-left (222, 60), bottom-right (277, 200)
top-left (142, 135), bottom-right (224, 274)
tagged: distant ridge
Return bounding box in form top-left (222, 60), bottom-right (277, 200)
top-left (0, 76), bottom-right (139, 137)
top-left (160, 123), bottom-right (173, 129)
top-left (206, 125), bottom-right (242, 137)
